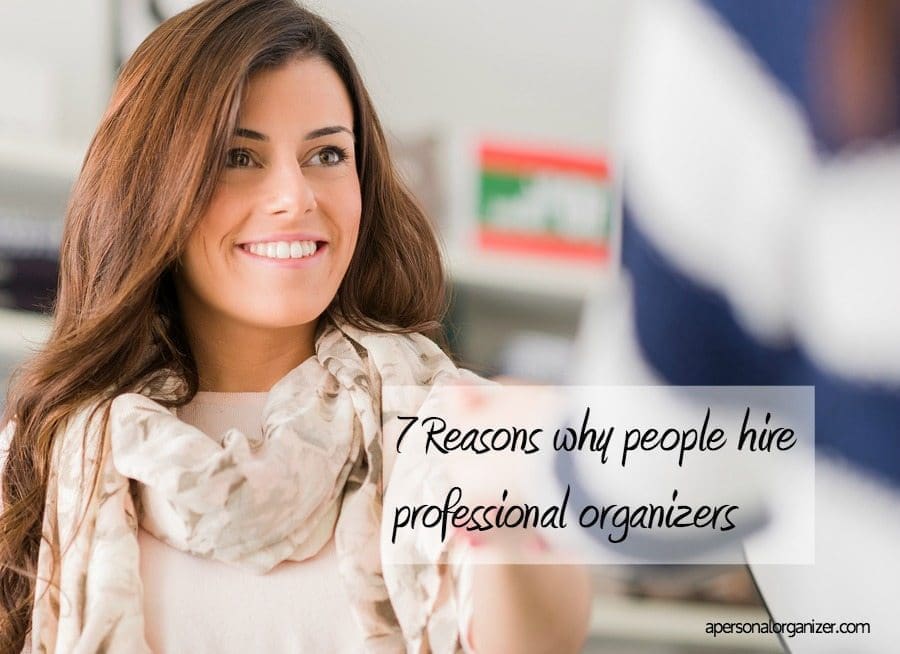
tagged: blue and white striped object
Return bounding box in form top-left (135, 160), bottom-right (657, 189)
top-left (572, 0), bottom-right (900, 650)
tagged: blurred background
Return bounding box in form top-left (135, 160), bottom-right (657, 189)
top-left (2, 0), bottom-right (899, 652)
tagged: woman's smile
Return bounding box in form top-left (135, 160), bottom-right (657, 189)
top-left (236, 232), bottom-right (329, 268)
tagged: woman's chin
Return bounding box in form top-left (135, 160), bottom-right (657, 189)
top-left (225, 306), bottom-right (326, 332)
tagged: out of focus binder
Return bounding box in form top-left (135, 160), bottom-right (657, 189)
top-left (0, 212), bottom-right (60, 313)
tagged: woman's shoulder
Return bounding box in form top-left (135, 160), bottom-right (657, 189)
top-left (330, 321), bottom-right (460, 386)
top-left (0, 418), bottom-right (17, 475)
top-left (0, 415), bottom-right (11, 450)
top-left (1, 418), bottom-right (13, 448)
top-left (0, 420), bottom-right (14, 512)
top-left (333, 320), bottom-right (442, 351)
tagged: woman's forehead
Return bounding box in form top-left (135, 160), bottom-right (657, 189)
top-left (238, 58), bottom-right (354, 134)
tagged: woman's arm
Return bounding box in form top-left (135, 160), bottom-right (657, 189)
top-left (426, 382), bottom-right (593, 652)
top-left (468, 550), bottom-right (593, 653)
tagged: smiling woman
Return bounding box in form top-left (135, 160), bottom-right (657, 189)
top-left (0, 1), bottom-right (591, 653)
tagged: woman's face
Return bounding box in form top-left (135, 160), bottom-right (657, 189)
top-left (176, 56), bottom-right (361, 336)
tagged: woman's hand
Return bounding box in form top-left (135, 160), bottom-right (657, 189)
top-left (432, 381), bottom-right (594, 653)
top-left (467, 557), bottom-right (593, 654)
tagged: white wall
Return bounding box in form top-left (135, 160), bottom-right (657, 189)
top-left (0, 0), bottom-right (113, 146)
top-left (312, 0), bottom-right (625, 149)
top-left (0, 0), bottom-right (625, 151)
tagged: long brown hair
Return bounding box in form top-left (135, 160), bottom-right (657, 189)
top-left (0, 1), bottom-right (446, 649)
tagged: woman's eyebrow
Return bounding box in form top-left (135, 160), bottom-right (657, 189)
top-left (304, 125), bottom-right (354, 140)
top-left (233, 125), bottom-right (354, 141)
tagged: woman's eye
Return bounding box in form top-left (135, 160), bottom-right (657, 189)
top-left (310, 146), bottom-right (348, 166)
top-left (226, 149), bottom-right (254, 168)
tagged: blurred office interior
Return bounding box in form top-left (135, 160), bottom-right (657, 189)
top-left (10, 1), bottom-right (900, 652)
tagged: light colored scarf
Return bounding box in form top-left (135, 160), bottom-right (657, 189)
top-left (29, 320), bottom-right (475, 654)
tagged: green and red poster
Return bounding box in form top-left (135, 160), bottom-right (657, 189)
top-left (477, 141), bottom-right (611, 263)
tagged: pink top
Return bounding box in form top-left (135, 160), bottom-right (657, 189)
top-left (139, 392), bottom-right (368, 653)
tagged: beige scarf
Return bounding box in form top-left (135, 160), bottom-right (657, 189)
top-left (29, 321), bottom-right (475, 654)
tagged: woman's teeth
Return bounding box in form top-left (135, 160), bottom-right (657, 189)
top-left (243, 240), bottom-right (318, 259)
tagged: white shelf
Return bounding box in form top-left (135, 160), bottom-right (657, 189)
top-left (446, 249), bottom-right (612, 301)
top-left (0, 137), bottom-right (83, 183)
top-left (0, 308), bottom-right (51, 356)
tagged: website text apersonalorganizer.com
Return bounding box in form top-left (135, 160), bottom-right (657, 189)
top-left (706, 618), bottom-right (871, 638)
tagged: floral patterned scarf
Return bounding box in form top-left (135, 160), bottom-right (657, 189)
top-left (28, 320), bottom-right (474, 654)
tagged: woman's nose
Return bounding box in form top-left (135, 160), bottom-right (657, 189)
top-left (262, 159), bottom-right (317, 217)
